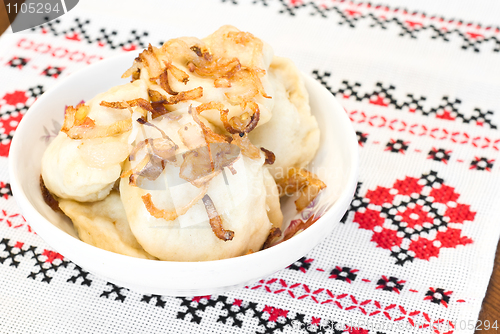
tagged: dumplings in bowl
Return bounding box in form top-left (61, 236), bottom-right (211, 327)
top-left (39, 25), bottom-right (326, 262)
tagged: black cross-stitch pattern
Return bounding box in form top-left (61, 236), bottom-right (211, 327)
top-left (0, 131), bottom-right (13, 147)
top-left (385, 139), bottom-right (409, 154)
top-left (350, 170), bottom-right (474, 266)
top-left (340, 182), bottom-right (368, 224)
top-left (425, 288), bottom-right (451, 305)
top-left (254, 306), bottom-right (299, 334)
top-left (381, 194), bottom-right (447, 239)
top-left (427, 96), bottom-right (461, 119)
top-left (31, 18), bottom-right (150, 50)
top-left (428, 148), bottom-right (451, 163)
top-left (376, 276), bottom-right (405, 292)
top-left (470, 157), bottom-right (494, 171)
top-left (0, 182), bottom-right (13, 199)
top-left (27, 85), bottom-right (45, 99)
top-left (380, 173), bottom-right (448, 266)
top-left (27, 248), bottom-right (69, 283)
top-left (467, 108), bottom-right (496, 127)
top-left (287, 257), bottom-right (313, 273)
top-left (329, 266), bottom-right (358, 282)
top-left (312, 70), bottom-right (497, 129)
top-left (177, 296), bottom-right (219, 324)
top-left (420, 170), bottom-right (444, 188)
top-left (226, 0), bottom-right (500, 53)
top-left (175, 296), bottom-right (342, 333)
top-left (0, 238), bottom-right (29, 268)
top-left (0, 239), bottom-right (77, 283)
top-left (390, 247), bottom-right (414, 266)
top-left (7, 56), bottom-right (29, 69)
top-left (216, 296), bottom-right (256, 328)
top-left (66, 264), bottom-right (93, 286)
top-left (100, 282), bottom-right (129, 302)
top-left (356, 131), bottom-right (368, 146)
top-left (41, 66), bottom-right (64, 78)
top-left (141, 294), bottom-right (167, 308)
top-left (1, 85), bottom-right (45, 119)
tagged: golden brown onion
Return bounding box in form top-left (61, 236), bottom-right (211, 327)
top-left (141, 184), bottom-right (208, 221)
top-left (139, 44), bottom-right (163, 79)
top-left (189, 105), bottom-right (229, 144)
top-left (40, 175), bottom-right (61, 212)
top-left (62, 104), bottom-right (131, 140)
top-left (165, 62), bottom-right (189, 84)
top-left (158, 69), bottom-right (178, 95)
top-left (164, 87), bottom-right (203, 104)
top-left (260, 147), bottom-right (275, 165)
top-left (261, 227), bottom-right (282, 250)
top-left (276, 168), bottom-right (326, 211)
top-left (230, 133), bottom-right (261, 159)
top-left (202, 194), bottom-right (234, 241)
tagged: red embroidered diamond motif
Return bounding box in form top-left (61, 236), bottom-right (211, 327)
top-left (352, 171), bottom-right (475, 265)
top-left (397, 204), bottom-right (433, 229)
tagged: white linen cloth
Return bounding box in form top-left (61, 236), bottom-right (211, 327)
top-left (0, 1), bottom-right (499, 333)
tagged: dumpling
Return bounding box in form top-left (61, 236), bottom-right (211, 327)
top-left (119, 112), bottom-right (281, 261)
top-left (41, 80), bottom-right (148, 202)
top-left (40, 26), bottom-right (324, 262)
top-left (120, 155), bottom-right (275, 261)
top-left (58, 191), bottom-right (155, 259)
top-left (263, 168), bottom-right (283, 228)
top-left (127, 25), bottom-right (275, 131)
top-left (249, 56), bottom-right (320, 179)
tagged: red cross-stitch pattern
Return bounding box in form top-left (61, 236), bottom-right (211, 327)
top-left (353, 171), bottom-right (475, 265)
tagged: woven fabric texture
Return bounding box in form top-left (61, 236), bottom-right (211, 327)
top-left (0, 0), bottom-right (499, 333)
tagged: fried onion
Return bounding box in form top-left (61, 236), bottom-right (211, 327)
top-left (179, 142), bottom-right (240, 187)
top-left (261, 227), bottom-right (281, 250)
top-left (276, 168), bottom-right (327, 211)
top-left (148, 89), bottom-right (165, 102)
top-left (61, 103), bottom-right (132, 139)
top-left (158, 69), bottom-right (178, 95)
top-left (189, 105), bottom-right (229, 144)
top-left (139, 44), bottom-right (163, 79)
top-left (100, 98), bottom-right (154, 117)
top-left (220, 101), bottom-right (260, 134)
top-left (40, 175), bottom-right (61, 212)
top-left (260, 147), bottom-right (275, 165)
top-left (164, 87), bottom-right (203, 104)
top-left (122, 118), bottom-right (178, 185)
top-left (121, 60), bottom-right (141, 80)
top-left (165, 62), bottom-right (189, 84)
top-left (230, 133), bottom-right (261, 159)
top-left (141, 184), bottom-right (208, 221)
top-left (262, 215), bottom-right (321, 249)
top-left (202, 194), bottom-right (234, 241)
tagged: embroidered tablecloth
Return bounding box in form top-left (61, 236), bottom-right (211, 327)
top-left (1, 1), bottom-right (499, 333)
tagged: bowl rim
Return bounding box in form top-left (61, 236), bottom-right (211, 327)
top-left (8, 52), bottom-right (359, 273)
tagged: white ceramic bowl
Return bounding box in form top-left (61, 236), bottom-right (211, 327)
top-left (9, 52), bottom-right (358, 296)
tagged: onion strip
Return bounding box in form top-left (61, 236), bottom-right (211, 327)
top-left (202, 194), bottom-right (234, 241)
top-left (276, 168), bottom-right (327, 211)
top-left (141, 184), bottom-right (208, 221)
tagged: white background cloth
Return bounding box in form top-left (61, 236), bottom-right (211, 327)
top-left (0, 0), bottom-right (499, 333)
